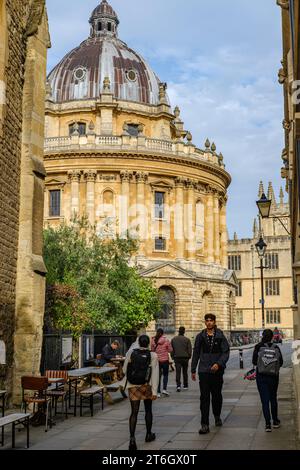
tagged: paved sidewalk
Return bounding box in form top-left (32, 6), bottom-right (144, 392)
top-left (2, 366), bottom-right (298, 451)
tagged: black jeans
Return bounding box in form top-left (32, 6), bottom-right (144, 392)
top-left (158, 361), bottom-right (169, 393)
top-left (199, 372), bottom-right (224, 425)
top-left (175, 358), bottom-right (189, 388)
top-left (256, 373), bottom-right (279, 425)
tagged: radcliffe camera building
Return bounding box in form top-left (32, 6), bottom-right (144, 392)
top-left (228, 181), bottom-right (293, 340)
top-left (44, 0), bottom-right (236, 338)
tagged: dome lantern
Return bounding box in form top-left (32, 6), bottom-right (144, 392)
top-left (89, 0), bottom-right (120, 38)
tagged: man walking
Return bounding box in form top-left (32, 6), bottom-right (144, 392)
top-left (191, 313), bottom-right (230, 434)
top-left (171, 326), bottom-right (192, 391)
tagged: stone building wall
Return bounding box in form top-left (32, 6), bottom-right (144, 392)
top-left (0, 0), bottom-right (50, 403)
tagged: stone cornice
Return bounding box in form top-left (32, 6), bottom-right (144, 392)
top-left (45, 150), bottom-right (231, 188)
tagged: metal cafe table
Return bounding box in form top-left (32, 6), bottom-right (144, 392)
top-left (67, 366), bottom-right (117, 416)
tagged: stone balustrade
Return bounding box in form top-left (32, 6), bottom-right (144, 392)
top-left (44, 134), bottom-right (224, 168)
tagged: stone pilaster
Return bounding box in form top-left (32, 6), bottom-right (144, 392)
top-left (206, 187), bottom-right (215, 263)
top-left (68, 170), bottom-right (81, 216)
top-left (214, 193), bottom-right (220, 264)
top-left (120, 170), bottom-right (132, 237)
top-left (174, 177), bottom-right (185, 260)
top-left (186, 179), bottom-right (196, 260)
top-left (220, 196), bottom-right (228, 268)
top-left (135, 172), bottom-right (148, 249)
top-left (84, 170), bottom-right (97, 226)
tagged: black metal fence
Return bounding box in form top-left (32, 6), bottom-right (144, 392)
top-left (40, 333), bottom-right (136, 374)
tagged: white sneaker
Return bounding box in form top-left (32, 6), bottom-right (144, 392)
top-left (183, 387), bottom-right (188, 390)
top-left (176, 386), bottom-right (181, 392)
top-left (162, 390), bottom-right (170, 396)
top-left (157, 393), bottom-right (161, 398)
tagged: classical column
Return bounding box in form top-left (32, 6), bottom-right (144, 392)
top-left (220, 196), bottom-right (228, 268)
top-left (68, 170), bottom-right (81, 216)
top-left (206, 188), bottom-right (215, 263)
top-left (174, 177), bottom-right (185, 260)
top-left (84, 170), bottom-right (97, 226)
top-left (120, 170), bottom-right (132, 237)
top-left (214, 193), bottom-right (220, 264)
top-left (186, 179), bottom-right (196, 260)
top-left (135, 171), bottom-right (148, 252)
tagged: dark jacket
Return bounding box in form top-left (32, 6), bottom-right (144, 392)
top-left (191, 328), bottom-right (230, 374)
top-left (98, 344), bottom-right (117, 366)
top-left (252, 341), bottom-right (283, 372)
top-left (171, 335), bottom-right (192, 359)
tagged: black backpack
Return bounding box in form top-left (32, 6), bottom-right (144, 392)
top-left (127, 349), bottom-right (152, 385)
top-left (257, 344), bottom-right (281, 376)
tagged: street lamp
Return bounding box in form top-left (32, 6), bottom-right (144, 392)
top-left (256, 192), bottom-right (290, 235)
top-left (255, 236), bottom-right (267, 329)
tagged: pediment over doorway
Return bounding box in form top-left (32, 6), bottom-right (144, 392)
top-left (140, 262), bottom-right (196, 280)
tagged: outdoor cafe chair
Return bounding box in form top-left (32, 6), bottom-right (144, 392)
top-left (21, 376), bottom-right (52, 432)
top-left (45, 370), bottom-right (69, 419)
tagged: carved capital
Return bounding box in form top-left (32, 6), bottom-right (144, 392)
top-left (84, 169), bottom-right (97, 182)
top-left (120, 170), bottom-right (133, 182)
top-left (276, 0), bottom-right (289, 10)
top-left (283, 119), bottom-right (291, 131)
top-left (68, 170), bottom-right (81, 182)
top-left (175, 176), bottom-right (186, 188)
top-left (135, 171), bottom-right (148, 183)
top-left (186, 178), bottom-right (196, 190)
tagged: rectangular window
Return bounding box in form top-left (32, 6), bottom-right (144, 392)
top-left (266, 310), bottom-right (281, 324)
top-left (228, 255), bottom-right (241, 271)
top-left (155, 237), bottom-right (166, 251)
top-left (236, 281), bottom-right (242, 297)
top-left (235, 310), bottom-right (243, 325)
top-left (265, 252), bottom-right (279, 270)
top-left (49, 190), bottom-right (61, 217)
top-left (155, 191), bottom-right (165, 219)
top-left (265, 279), bottom-right (280, 296)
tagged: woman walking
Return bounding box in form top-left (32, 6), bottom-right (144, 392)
top-left (252, 329), bottom-right (283, 432)
top-left (123, 335), bottom-right (159, 451)
top-left (151, 328), bottom-right (173, 397)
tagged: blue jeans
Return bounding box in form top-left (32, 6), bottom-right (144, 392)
top-left (256, 373), bottom-right (279, 425)
top-left (158, 361), bottom-right (169, 393)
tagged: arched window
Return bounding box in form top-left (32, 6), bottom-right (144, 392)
top-left (156, 287), bottom-right (176, 333)
top-left (69, 122), bottom-right (86, 136)
top-left (108, 22), bottom-right (112, 32)
top-left (98, 22), bottom-right (102, 31)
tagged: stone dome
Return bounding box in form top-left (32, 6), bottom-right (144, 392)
top-left (47, 1), bottom-right (169, 106)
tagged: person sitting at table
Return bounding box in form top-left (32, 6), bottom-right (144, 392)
top-left (97, 340), bottom-right (120, 366)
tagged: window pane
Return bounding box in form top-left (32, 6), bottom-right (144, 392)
top-left (155, 192), bottom-right (165, 218)
top-left (127, 124), bottom-right (139, 137)
top-left (155, 237), bottom-right (166, 251)
top-left (49, 190), bottom-right (61, 217)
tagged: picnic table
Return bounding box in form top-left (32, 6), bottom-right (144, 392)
top-left (67, 366), bottom-right (120, 414)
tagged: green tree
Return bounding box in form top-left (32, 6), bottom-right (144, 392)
top-left (43, 217), bottom-right (160, 337)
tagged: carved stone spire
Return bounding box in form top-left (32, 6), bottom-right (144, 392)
top-left (89, 0), bottom-right (119, 38)
top-left (253, 218), bottom-right (258, 238)
top-left (279, 187), bottom-right (284, 206)
top-left (258, 181), bottom-right (265, 198)
top-left (267, 181), bottom-right (277, 208)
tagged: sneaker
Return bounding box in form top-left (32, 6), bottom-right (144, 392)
top-left (183, 386), bottom-right (188, 390)
top-left (199, 425), bottom-right (210, 434)
top-left (273, 420), bottom-right (281, 428)
top-left (265, 424), bottom-right (272, 432)
top-left (162, 390), bottom-right (170, 396)
top-left (129, 437), bottom-right (137, 451)
top-left (176, 386), bottom-right (181, 392)
top-left (145, 432), bottom-right (156, 443)
top-left (157, 393), bottom-right (161, 398)
top-left (215, 417), bottom-right (223, 427)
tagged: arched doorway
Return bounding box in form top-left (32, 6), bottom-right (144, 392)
top-left (156, 286), bottom-right (176, 334)
top-left (202, 290), bottom-right (213, 316)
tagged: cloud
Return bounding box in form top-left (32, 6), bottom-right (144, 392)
top-left (46, 0), bottom-right (286, 238)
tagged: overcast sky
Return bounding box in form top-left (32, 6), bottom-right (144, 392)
top-left (46, 0), bottom-right (285, 239)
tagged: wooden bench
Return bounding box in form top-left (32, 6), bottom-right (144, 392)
top-left (105, 381), bottom-right (127, 403)
top-left (79, 385), bottom-right (104, 416)
top-left (0, 413), bottom-right (31, 448)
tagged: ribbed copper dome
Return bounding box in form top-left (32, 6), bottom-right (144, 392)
top-left (47, 1), bottom-right (169, 106)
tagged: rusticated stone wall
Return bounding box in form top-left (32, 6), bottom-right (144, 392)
top-left (0, 0), bottom-right (50, 404)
